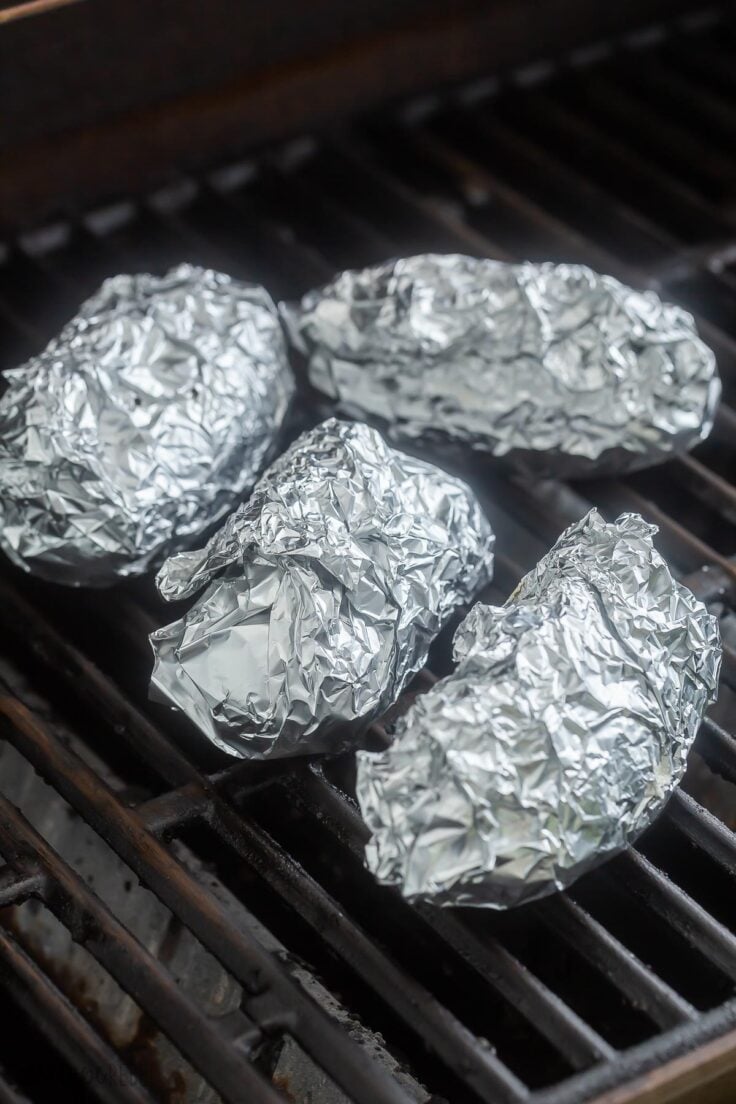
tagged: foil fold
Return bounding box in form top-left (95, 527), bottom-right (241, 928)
top-left (150, 418), bottom-right (494, 759)
top-left (285, 254), bottom-right (720, 477)
top-left (0, 264), bottom-right (293, 585)
top-left (356, 509), bottom-right (721, 908)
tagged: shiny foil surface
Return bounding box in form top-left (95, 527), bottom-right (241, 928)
top-left (150, 418), bottom-right (494, 759)
top-left (357, 509), bottom-right (721, 908)
top-left (0, 264), bottom-right (294, 585)
top-left (285, 254), bottom-right (720, 477)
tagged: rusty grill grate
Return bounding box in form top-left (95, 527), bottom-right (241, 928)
top-left (1, 7), bottom-right (736, 1103)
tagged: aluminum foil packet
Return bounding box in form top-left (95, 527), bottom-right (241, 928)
top-left (285, 254), bottom-right (720, 477)
top-left (0, 264), bottom-right (294, 585)
top-left (357, 509), bottom-right (721, 908)
top-left (150, 418), bottom-right (494, 759)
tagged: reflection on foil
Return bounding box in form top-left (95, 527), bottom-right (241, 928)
top-left (0, 264), bottom-right (293, 585)
top-left (151, 418), bottom-right (494, 759)
top-left (285, 255), bottom-right (719, 476)
top-left (357, 509), bottom-right (721, 907)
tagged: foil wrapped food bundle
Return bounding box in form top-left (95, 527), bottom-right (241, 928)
top-left (357, 509), bottom-right (721, 908)
top-left (285, 254), bottom-right (720, 477)
top-left (0, 263), bottom-right (294, 585)
top-left (150, 417), bottom-right (494, 759)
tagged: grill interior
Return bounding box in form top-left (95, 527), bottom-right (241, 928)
top-left (1, 6), bottom-right (736, 1103)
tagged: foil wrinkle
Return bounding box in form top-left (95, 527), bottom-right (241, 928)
top-left (150, 418), bottom-right (495, 759)
top-left (286, 254), bottom-right (720, 477)
top-left (0, 263), bottom-right (293, 585)
top-left (356, 509), bottom-right (721, 907)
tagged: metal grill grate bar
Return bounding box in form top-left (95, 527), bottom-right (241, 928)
top-left (0, 564), bottom-right (538, 1096)
top-left (691, 720), bottom-right (736, 788)
top-left (535, 895), bottom-right (698, 1031)
top-left (0, 925), bottom-right (158, 1104)
top-left (413, 908), bottom-right (616, 1068)
top-left (667, 790), bottom-right (736, 878)
top-left (289, 133), bottom-right (736, 574)
top-left (1, 14), bottom-right (736, 1100)
top-left (605, 47), bottom-right (736, 147)
top-left (499, 88), bottom-right (732, 244)
top-left (0, 699), bottom-right (418, 1104)
top-left (0, 868), bottom-right (43, 909)
top-left (531, 999), bottom-right (736, 1104)
top-left (285, 764), bottom-right (730, 1041)
top-left (0, 1078), bottom-right (32, 1104)
top-left (205, 798), bottom-right (530, 1100)
top-left (557, 68), bottom-right (736, 203)
top-left (0, 791), bottom-right (278, 1104)
top-left (615, 851), bottom-right (736, 981)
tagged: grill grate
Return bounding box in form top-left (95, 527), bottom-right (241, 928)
top-left (1, 7), bottom-right (736, 1103)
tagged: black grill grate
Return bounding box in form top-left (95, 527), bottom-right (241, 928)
top-left (1, 7), bottom-right (736, 1103)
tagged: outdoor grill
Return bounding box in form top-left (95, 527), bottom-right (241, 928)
top-left (1, 2), bottom-right (736, 1102)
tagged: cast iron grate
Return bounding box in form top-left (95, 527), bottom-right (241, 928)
top-left (1, 6), bottom-right (736, 1103)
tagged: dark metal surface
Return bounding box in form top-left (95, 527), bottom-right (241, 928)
top-left (0, 0), bottom-right (708, 230)
top-left (1, 7), bottom-right (736, 1103)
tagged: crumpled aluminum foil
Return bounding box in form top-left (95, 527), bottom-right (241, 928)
top-left (356, 509), bottom-right (721, 908)
top-left (0, 263), bottom-right (294, 585)
top-left (285, 254), bottom-right (720, 477)
top-left (150, 417), bottom-right (494, 759)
